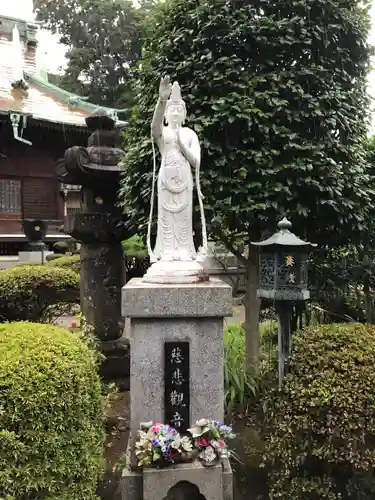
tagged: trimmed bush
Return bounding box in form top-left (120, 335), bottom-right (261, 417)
top-left (12, 261), bottom-right (42, 268)
top-left (0, 322), bottom-right (106, 499)
top-left (47, 254), bottom-right (81, 273)
top-left (53, 241), bottom-right (69, 254)
top-left (264, 323), bottom-right (375, 499)
top-left (45, 252), bottom-right (64, 262)
top-left (0, 265), bottom-right (79, 322)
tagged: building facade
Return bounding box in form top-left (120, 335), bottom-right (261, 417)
top-left (0, 13), bottom-right (126, 254)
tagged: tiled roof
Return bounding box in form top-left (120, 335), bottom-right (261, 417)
top-left (0, 36), bottom-right (91, 127)
top-left (0, 33), bottom-right (128, 128)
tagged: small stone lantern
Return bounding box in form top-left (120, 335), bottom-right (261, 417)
top-left (251, 217), bottom-right (316, 386)
top-left (21, 219), bottom-right (48, 251)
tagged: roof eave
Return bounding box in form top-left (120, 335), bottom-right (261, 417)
top-left (0, 14), bottom-right (40, 27)
top-left (0, 110), bottom-right (87, 132)
top-left (24, 72), bottom-right (129, 119)
top-left (0, 108), bottom-right (127, 131)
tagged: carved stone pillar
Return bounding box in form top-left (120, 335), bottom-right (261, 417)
top-left (65, 212), bottom-right (126, 342)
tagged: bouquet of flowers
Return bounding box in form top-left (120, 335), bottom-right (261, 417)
top-left (187, 419), bottom-right (235, 466)
top-left (135, 422), bottom-right (193, 468)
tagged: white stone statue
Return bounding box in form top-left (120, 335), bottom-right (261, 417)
top-left (143, 76), bottom-right (208, 283)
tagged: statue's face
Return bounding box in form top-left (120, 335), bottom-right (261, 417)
top-left (166, 104), bottom-right (185, 125)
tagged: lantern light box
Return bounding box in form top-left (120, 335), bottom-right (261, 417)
top-left (251, 218), bottom-right (317, 302)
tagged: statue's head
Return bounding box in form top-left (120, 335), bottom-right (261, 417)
top-left (165, 81), bottom-right (186, 126)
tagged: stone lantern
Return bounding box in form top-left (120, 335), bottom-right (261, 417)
top-left (21, 219), bottom-right (48, 251)
top-left (57, 108), bottom-right (129, 388)
top-left (251, 217), bottom-right (316, 386)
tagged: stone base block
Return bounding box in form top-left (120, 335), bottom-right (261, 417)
top-left (118, 460), bottom-right (233, 500)
top-left (119, 467), bottom-right (143, 500)
top-left (18, 250), bottom-right (53, 264)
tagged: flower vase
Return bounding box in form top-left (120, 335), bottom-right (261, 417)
top-left (220, 446), bottom-right (229, 460)
top-left (180, 449), bottom-right (198, 463)
top-left (152, 457), bottom-right (174, 469)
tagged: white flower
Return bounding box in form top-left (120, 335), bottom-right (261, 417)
top-left (187, 425), bottom-right (203, 437)
top-left (196, 418), bottom-right (210, 427)
top-left (180, 436), bottom-right (193, 452)
top-left (137, 430), bottom-right (147, 440)
top-left (140, 421), bottom-right (153, 431)
top-left (170, 435), bottom-right (193, 453)
top-left (187, 418), bottom-right (210, 437)
top-left (199, 445), bottom-right (217, 465)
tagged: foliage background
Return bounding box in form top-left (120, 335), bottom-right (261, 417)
top-left (119, 0), bottom-right (374, 367)
top-left (33, 0), bottom-right (158, 108)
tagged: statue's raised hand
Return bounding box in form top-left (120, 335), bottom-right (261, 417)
top-left (159, 75), bottom-right (172, 101)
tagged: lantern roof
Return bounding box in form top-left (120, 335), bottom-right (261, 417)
top-left (251, 217), bottom-right (317, 248)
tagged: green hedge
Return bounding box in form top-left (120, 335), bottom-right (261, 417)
top-left (45, 253), bottom-right (65, 262)
top-left (0, 322), bottom-right (106, 499)
top-left (0, 266), bottom-right (79, 322)
top-left (264, 323), bottom-right (375, 499)
top-left (12, 261), bottom-right (42, 268)
top-left (46, 254), bottom-right (81, 273)
top-left (53, 241), bottom-right (69, 254)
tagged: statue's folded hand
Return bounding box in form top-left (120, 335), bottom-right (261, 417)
top-left (177, 132), bottom-right (192, 162)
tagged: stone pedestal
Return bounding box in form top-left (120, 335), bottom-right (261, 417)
top-left (120, 458), bottom-right (233, 500)
top-left (65, 212), bottom-right (129, 386)
top-left (120, 278), bottom-right (233, 500)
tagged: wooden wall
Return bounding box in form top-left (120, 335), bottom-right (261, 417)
top-left (0, 119), bottom-right (87, 235)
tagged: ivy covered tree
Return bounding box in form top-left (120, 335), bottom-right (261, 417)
top-left (120, 0), bottom-right (374, 368)
top-left (34, 0), bottom-right (153, 107)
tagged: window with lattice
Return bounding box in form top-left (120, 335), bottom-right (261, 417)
top-left (0, 178), bottom-right (21, 213)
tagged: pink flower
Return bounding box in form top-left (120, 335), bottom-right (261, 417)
top-left (219, 439), bottom-right (225, 449)
top-left (152, 423), bottom-right (162, 433)
top-left (197, 437), bottom-right (209, 448)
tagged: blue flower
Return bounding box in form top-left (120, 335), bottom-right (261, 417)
top-left (219, 424), bottom-right (232, 432)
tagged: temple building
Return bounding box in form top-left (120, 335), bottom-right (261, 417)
top-left (0, 11), bottom-right (126, 254)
